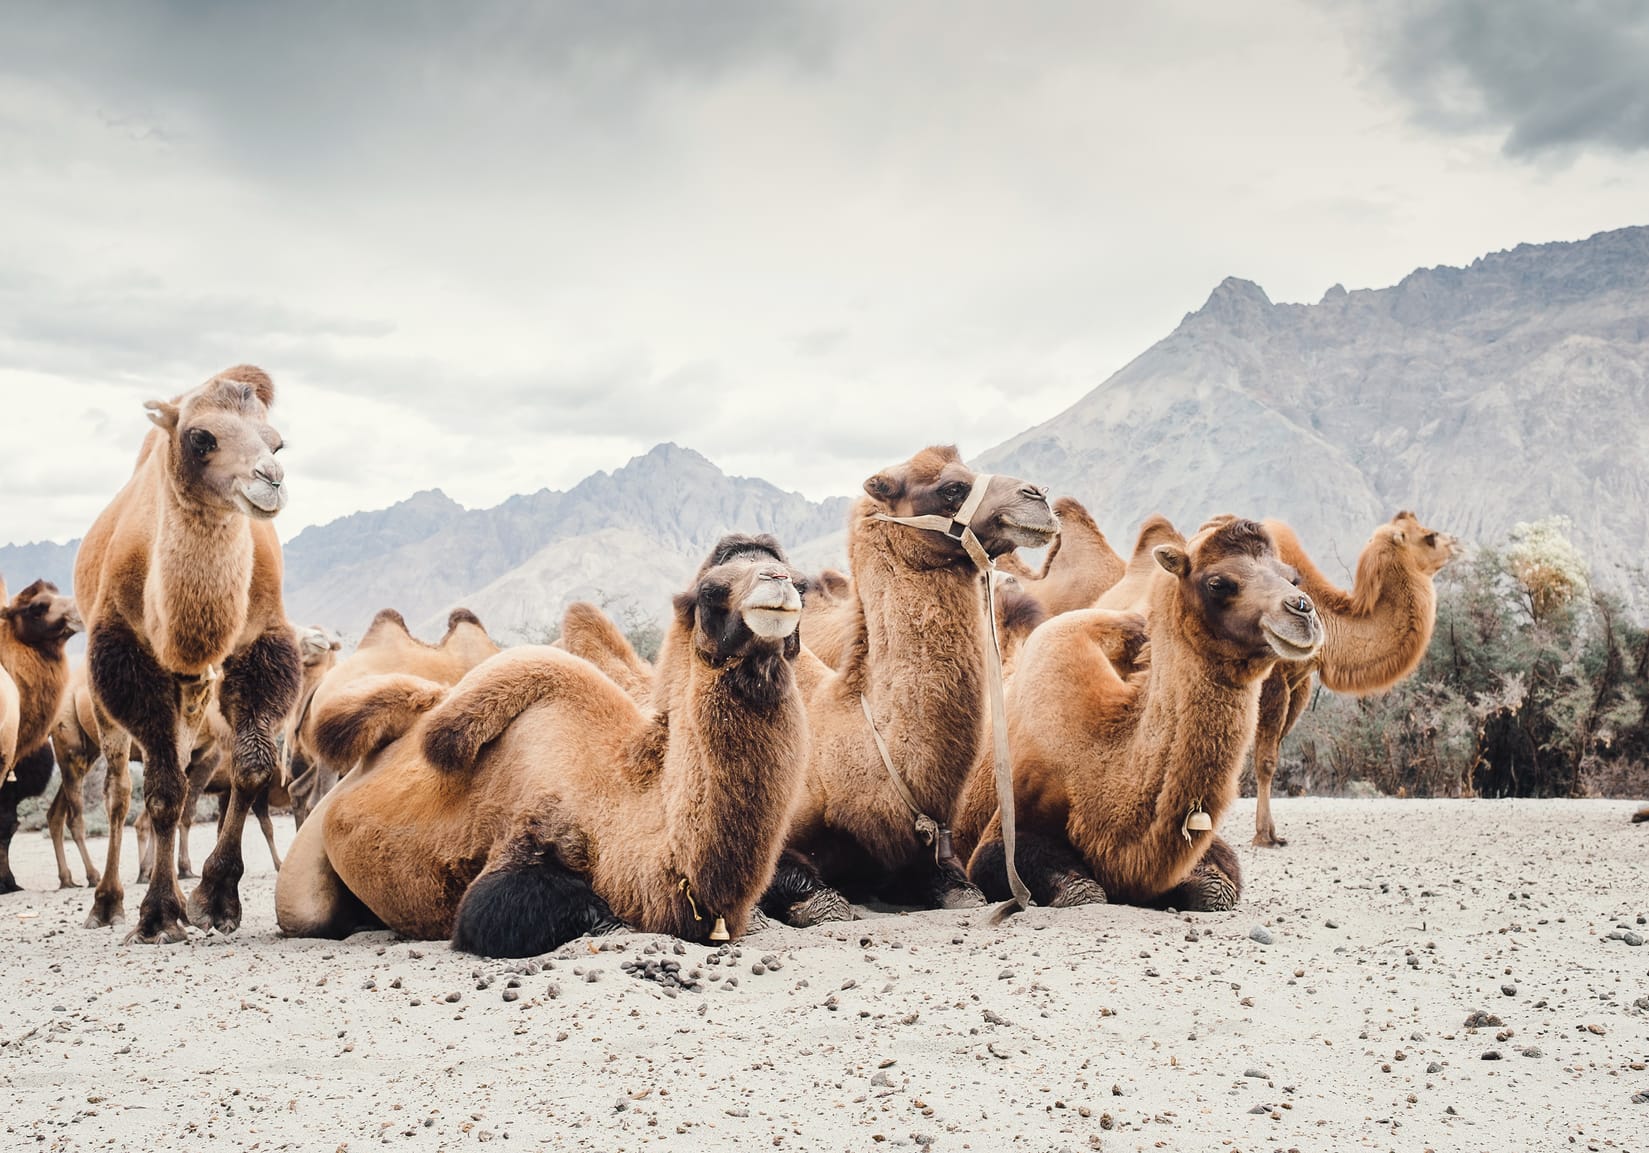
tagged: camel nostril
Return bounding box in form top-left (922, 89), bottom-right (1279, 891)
top-left (1022, 484), bottom-right (1049, 501)
top-left (757, 568), bottom-right (791, 582)
top-left (255, 465), bottom-right (284, 489)
top-left (1288, 594), bottom-right (1315, 616)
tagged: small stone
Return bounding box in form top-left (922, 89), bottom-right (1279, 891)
top-left (1243, 1068), bottom-right (1268, 1079)
top-left (502, 989), bottom-right (519, 1003)
top-left (1624, 932), bottom-right (1645, 947)
top-left (1248, 926), bottom-right (1273, 945)
top-left (1324, 919), bottom-right (1339, 929)
top-left (1631, 1091), bottom-right (1649, 1105)
top-left (1521, 1047), bottom-right (1541, 1057)
top-left (443, 992), bottom-right (461, 1004)
top-left (1462, 1011), bottom-right (1502, 1029)
top-left (999, 969), bottom-right (1014, 980)
top-left (1480, 1050), bottom-right (1502, 1061)
top-left (1248, 1104), bottom-right (1268, 1114)
top-left (1426, 1062), bottom-right (1443, 1074)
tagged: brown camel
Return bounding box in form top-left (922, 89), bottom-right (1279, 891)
top-left (75, 365), bottom-right (302, 941)
top-left (287, 609), bottom-right (497, 827)
top-left (997, 497), bottom-right (1127, 616)
top-left (1093, 515), bottom-right (1186, 614)
top-left (47, 663), bottom-right (106, 888)
top-left (1249, 511), bottom-right (1458, 846)
top-left (955, 517), bottom-right (1324, 911)
top-left (783, 446), bottom-right (1058, 910)
top-left (1, 577), bottom-right (83, 893)
top-left (553, 602), bottom-right (656, 708)
top-left (275, 535), bottom-right (815, 956)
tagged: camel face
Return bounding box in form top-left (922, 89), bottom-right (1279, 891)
top-left (1386, 511), bottom-right (1459, 576)
top-left (144, 369), bottom-right (288, 520)
top-left (679, 534), bottom-right (806, 665)
top-left (862, 445), bottom-right (1058, 559)
top-left (297, 626), bottom-right (343, 666)
top-left (1, 581), bottom-right (82, 647)
top-left (1155, 519), bottom-right (1323, 667)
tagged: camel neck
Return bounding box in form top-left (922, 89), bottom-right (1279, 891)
top-left (1314, 564), bottom-right (1438, 694)
top-left (145, 476), bottom-right (255, 675)
top-left (848, 518), bottom-right (989, 815)
top-left (661, 648), bottom-right (807, 928)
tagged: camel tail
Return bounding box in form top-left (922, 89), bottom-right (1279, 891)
top-left (421, 649), bottom-right (577, 774)
top-left (312, 674), bottom-right (447, 767)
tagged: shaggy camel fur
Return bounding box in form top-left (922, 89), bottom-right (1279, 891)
top-left (800, 570), bottom-right (1046, 674)
top-left (0, 577), bottom-right (83, 893)
top-left (288, 610), bottom-right (497, 827)
top-left (997, 497), bottom-right (1127, 616)
top-left (1249, 512), bottom-right (1458, 846)
top-left (554, 602), bottom-right (656, 708)
top-left (75, 365), bottom-right (302, 941)
top-left (1093, 515), bottom-right (1186, 614)
top-left (955, 518), bottom-right (1324, 911)
top-left (784, 447), bottom-right (1058, 910)
top-left (276, 535), bottom-right (813, 956)
top-left (272, 624), bottom-right (341, 827)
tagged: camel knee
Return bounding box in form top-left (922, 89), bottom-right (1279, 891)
top-left (452, 857), bottom-right (621, 958)
top-left (220, 631), bottom-right (303, 733)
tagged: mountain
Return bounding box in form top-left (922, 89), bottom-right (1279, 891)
top-left (980, 226), bottom-right (1649, 594)
top-left (0, 538), bottom-right (77, 596)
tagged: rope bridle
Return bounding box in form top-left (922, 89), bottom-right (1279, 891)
top-left (862, 472), bottom-right (1032, 914)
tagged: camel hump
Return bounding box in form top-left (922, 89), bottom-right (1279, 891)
top-left (1050, 496), bottom-right (1098, 530)
top-left (311, 673), bottom-right (447, 767)
top-left (421, 648), bottom-right (587, 774)
top-left (445, 608), bottom-right (484, 634)
top-left (1132, 515), bottom-right (1183, 556)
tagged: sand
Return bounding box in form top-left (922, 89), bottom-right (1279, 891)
top-left (2, 797), bottom-right (1646, 1152)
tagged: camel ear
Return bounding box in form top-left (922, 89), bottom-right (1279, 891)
top-left (144, 400), bottom-right (180, 432)
top-left (864, 470), bottom-right (905, 503)
top-left (1153, 543), bottom-right (1190, 577)
top-left (1390, 528), bottom-right (1406, 546)
top-left (220, 365), bottom-right (275, 407)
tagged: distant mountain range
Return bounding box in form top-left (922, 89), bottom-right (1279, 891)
top-left (5, 225), bottom-right (1646, 636)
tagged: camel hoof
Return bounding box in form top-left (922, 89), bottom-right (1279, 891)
top-left (1250, 831), bottom-right (1287, 848)
top-left (86, 869), bottom-right (102, 887)
top-left (135, 870), bottom-right (151, 885)
top-left (783, 888), bottom-right (853, 927)
top-left (186, 887), bottom-right (242, 935)
top-left (0, 876), bottom-right (21, 896)
top-left (58, 878), bottom-right (84, 890)
top-left (1049, 875), bottom-right (1108, 908)
top-left (177, 867), bottom-right (197, 881)
top-left (936, 882), bottom-right (987, 910)
top-left (84, 896), bottom-right (126, 929)
top-left (122, 919), bottom-right (190, 945)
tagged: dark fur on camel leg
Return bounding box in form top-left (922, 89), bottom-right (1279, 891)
top-left (452, 857), bottom-right (624, 958)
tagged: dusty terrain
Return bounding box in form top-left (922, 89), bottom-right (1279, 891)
top-left (2, 798), bottom-right (1645, 1152)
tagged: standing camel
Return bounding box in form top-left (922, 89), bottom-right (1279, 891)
top-left (75, 365), bottom-right (301, 941)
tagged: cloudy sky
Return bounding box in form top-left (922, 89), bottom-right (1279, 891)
top-left (3, 0), bottom-right (1647, 545)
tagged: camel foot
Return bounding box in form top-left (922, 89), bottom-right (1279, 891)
top-left (936, 880), bottom-right (987, 910)
top-left (781, 887), bottom-right (854, 927)
top-left (135, 869), bottom-right (151, 885)
top-left (0, 874), bottom-right (21, 895)
top-left (177, 866), bottom-right (197, 881)
top-left (84, 892), bottom-right (126, 928)
top-left (1250, 829), bottom-right (1288, 848)
top-left (122, 918), bottom-right (190, 945)
top-left (186, 884), bottom-right (243, 935)
top-left (86, 867), bottom-right (101, 887)
top-left (58, 878), bottom-right (84, 890)
top-left (1048, 873), bottom-right (1108, 908)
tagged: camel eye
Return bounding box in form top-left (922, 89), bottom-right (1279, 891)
top-left (187, 428), bottom-right (217, 456)
top-left (1423, 533), bottom-right (1436, 546)
top-left (942, 482), bottom-right (969, 503)
top-left (1207, 576), bottom-right (1236, 597)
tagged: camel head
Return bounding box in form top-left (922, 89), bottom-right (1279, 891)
top-left (296, 625), bottom-right (343, 668)
top-left (1, 579), bottom-right (83, 649)
top-left (1382, 511), bottom-right (1459, 577)
top-left (144, 365), bottom-right (288, 520)
top-left (1153, 518), bottom-right (1323, 674)
top-left (862, 446), bottom-right (1058, 564)
top-left (675, 534), bottom-right (806, 677)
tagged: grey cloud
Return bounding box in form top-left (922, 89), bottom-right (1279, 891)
top-left (1362, 0), bottom-right (1649, 156)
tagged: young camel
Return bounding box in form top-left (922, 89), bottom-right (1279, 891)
top-left (1249, 511), bottom-right (1458, 846)
top-left (0, 578), bottom-right (83, 893)
top-left (276, 535), bottom-right (811, 956)
top-left (75, 365), bottom-right (302, 941)
top-left (783, 446), bottom-right (1059, 910)
top-left (996, 497), bottom-right (1127, 616)
top-left (288, 609), bottom-right (498, 827)
top-left (955, 518), bottom-right (1324, 911)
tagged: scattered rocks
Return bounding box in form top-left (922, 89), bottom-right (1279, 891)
top-left (1248, 926), bottom-right (1274, 946)
top-left (620, 958), bottom-right (702, 992)
top-left (1463, 1011), bottom-right (1502, 1029)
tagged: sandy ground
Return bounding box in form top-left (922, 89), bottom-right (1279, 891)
top-left (2, 798), bottom-right (1646, 1153)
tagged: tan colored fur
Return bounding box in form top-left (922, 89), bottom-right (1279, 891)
top-left (997, 497), bottom-right (1126, 616)
top-left (554, 602), bottom-right (655, 708)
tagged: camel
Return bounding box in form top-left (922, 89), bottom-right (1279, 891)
top-left (996, 497), bottom-right (1127, 616)
top-left (553, 602), bottom-right (656, 708)
top-left (75, 364), bottom-right (302, 941)
top-left (1093, 515), bottom-right (1186, 614)
top-left (954, 516), bottom-right (1324, 911)
top-left (0, 577), bottom-right (83, 893)
top-left (287, 609), bottom-right (498, 827)
top-left (276, 535), bottom-right (813, 956)
top-left (1635, 807), bottom-right (1648, 824)
top-left (47, 663), bottom-right (107, 888)
top-left (782, 446), bottom-right (1059, 910)
top-left (1248, 511), bottom-right (1458, 846)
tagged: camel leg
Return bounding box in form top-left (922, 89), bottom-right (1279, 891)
top-left (48, 774), bottom-right (79, 888)
top-left (135, 808), bottom-right (153, 885)
top-left (87, 727), bottom-right (132, 927)
top-left (452, 838), bottom-right (623, 958)
top-left (968, 819), bottom-right (1106, 907)
top-left (175, 746), bottom-right (219, 880)
top-left (252, 791), bottom-right (282, 871)
top-left (759, 849), bottom-right (851, 926)
top-left (274, 784), bottom-right (380, 939)
top-left (1252, 670), bottom-right (1290, 848)
top-left (1161, 835), bottom-right (1244, 912)
top-left (879, 849), bottom-right (986, 910)
top-left (190, 630), bottom-right (300, 934)
top-left (87, 620), bottom-right (189, 942)
top-left (0, 746), bottom-right (56, 893)
top-left (67, 763), bottom-right (101, 888)
top-left (286, 750), bottom-right (316, 830)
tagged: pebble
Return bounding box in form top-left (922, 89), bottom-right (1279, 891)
top-left (1248, 926), bottom-right (1274, 945)
top-left (1324, 919), bottom-right (1339, 929)
top-left (1481, 1050), bottom-right (1502, 1061)
top-left (1624, 932), bottom-right (1645, 947)
top-left (1247, 1104), bottom-right (1268, 1114)
top-left (1631, 1091), bottom-right (1649, 1105)
top-left (1243, 1068), bottom-right (1268, 1079)
top-left (1521, 1047), bottom-right (1541, 1057)
top-left (1463, 1011), bottom-right (1502, 1029)
top-left (1501, 984), bottom-right (1517, 997)
top-left (444, 992), bottom-right (461, 1004)
top-left (1426, 1063), bottom-right (1443, 1074)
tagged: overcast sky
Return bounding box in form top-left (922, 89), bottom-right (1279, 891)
top-left (3, 0), bottom-right (1648, 546)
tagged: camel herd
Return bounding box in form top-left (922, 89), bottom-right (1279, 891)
top-left (0, 363), bottom-right (1519, 959)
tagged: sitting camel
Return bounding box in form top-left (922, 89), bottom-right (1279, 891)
top-left (1, 577), bottom-right (83, 893)
top-left (75, 365), bottom-right (302, 941)
top-left (1248, 511), bottom-right (1457, 846)
top-left (954, 517), bottom-right (1324, 911)
top-left (783, 446), bottom-right (1058, 910)
top-left (276, 535), bottom-right (812, 956)
top-left (996, 497), bottom-right (1127, 616)
top-left (288, 609), bottom-right (497, 827)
